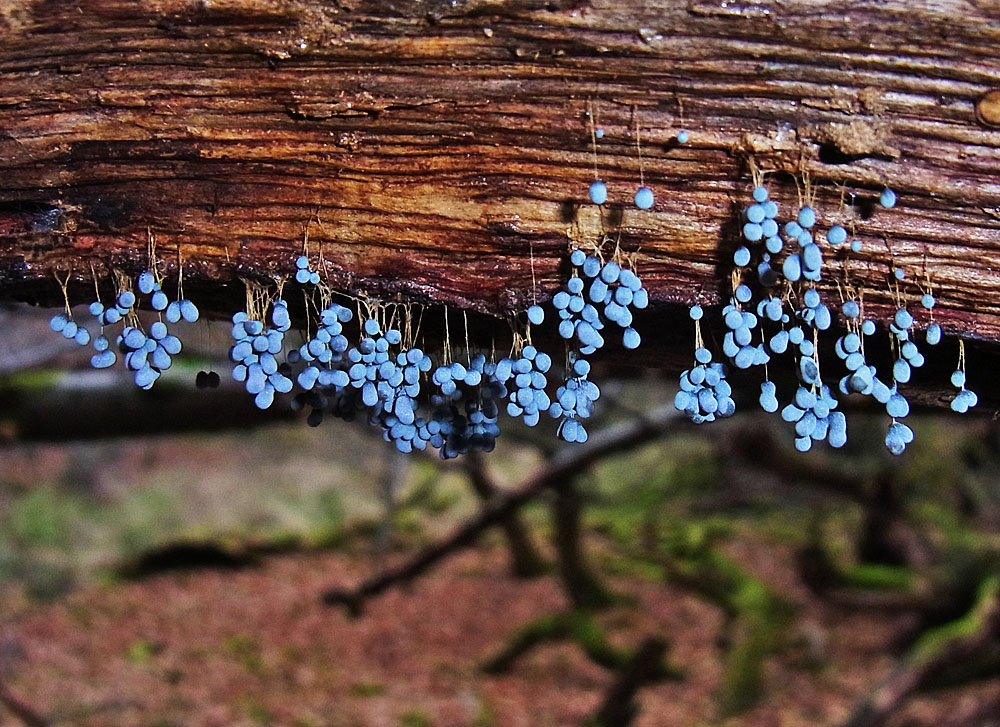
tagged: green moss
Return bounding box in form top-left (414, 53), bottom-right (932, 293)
top-left (125, 639), bottom-right (163, 664)
top-left (483, 610), bottom-right (681, 680)
top-left (0, 368), bottom-right (66, 392)
top-left (245, 702), bottom-right (274, 726)
top-left (399, 709), bottom-right (433, 727)
top-left (349, 682), bottom-right (387, 698)
top-left (909, 576), bottom-right (1000, 668)
top-left (596, 552), bottom-right (664, 583)
top-left (657, 523), bottom-right (791, 717)
top-left (6, 485), bottom-right (97, 549)
top-left (223, 634), bottom-right (264, 676)
top-left (471, 696), bottom-right (497, 727)
top-left (839, 563), bottom-right (915, 592)
top-left (719, 580), bottom-right (789, 717)
top-left (399, 470), bottom-right (462, 516)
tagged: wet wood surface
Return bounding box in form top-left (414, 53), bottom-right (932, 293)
top-left (0, 0), bottom-right (998, 352)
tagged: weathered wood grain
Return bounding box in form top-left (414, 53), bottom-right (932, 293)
top-left (0, 0), bottom-right (998, 349)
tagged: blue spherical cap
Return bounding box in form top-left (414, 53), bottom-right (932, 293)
top-left (117, 290), bottom-right (136, 309)
top-left (798, 206), bottom-right (816, 229)
top-left (745, 204), bottom-right (765, 224)
top-left (589, 180), bottom-right (608, 205)
top-left (619, 269), bottom-right (641, 291)
top-left (91, 350), bottom-right (116, 369)
top-left (724, 308), bottom-right (744, 330)
top-left (802, 243), bottom-right (822, 272)
top-left (886, 393), bottom-right (910, 419)
top-left (180, 299), bottom-right (199, 323)
top-left (634, 186), bottom-right (654, 210)
top-left (137, 272), bottom-right (156, 295)
top-left (588, 278), bottom-right (608, 304)
top-left (782, 253), bottom-right (802, 282)
top-left (742, 222), bottom-right (763, 242)
top-left (893, 358), bottom-right (912, 383)
top-left (49, 314), bottom-right (68, 332)
top-left (880, 188), bottom-right (897, 208)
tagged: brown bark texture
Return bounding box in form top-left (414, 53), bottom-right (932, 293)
top-left (0, 0), bottom-right (998, 345)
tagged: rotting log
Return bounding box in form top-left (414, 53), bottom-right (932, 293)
top-left (1, 1), bottom-right (999, 397)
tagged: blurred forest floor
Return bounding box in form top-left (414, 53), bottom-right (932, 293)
top-left (2, 408), bottom-right (1000, 727)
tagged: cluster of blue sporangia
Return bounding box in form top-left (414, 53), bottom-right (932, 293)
top-left (230, 301), bottom-right (294, 409)
top-left (219, 250), bottom-right (651, 456)
top-left (429, 355), bottom-right (506, 458)
top-left (676, 184), bottom-right (977, 455)
top-left (536, 248), bottom-right (648, 441)
top-left (49, 270), bottom-right (199, 389)
top-left (673, 305), bottom-right (737, 424)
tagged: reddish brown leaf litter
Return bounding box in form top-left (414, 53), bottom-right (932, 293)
top-left (1, 543), bottom-right (995, 727)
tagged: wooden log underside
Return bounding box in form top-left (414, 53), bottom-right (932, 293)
top-left (0, 1), bottom-right (998, 368)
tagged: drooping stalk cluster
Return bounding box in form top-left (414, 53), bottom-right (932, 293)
top-left (678, 183), bottom-right (975, 455)
top-left (500, 345), bottom-right (552, 428)
top-left (429, 355), bottom-right (506, 458)
top-left (259, 250), bottom-right (647, 457)
top-left (48, 267), bottom-right (199, 389)
top-left (674, 305), bottom-right (737, 424)
top-left (230, 301), bottom-right (294, 409)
